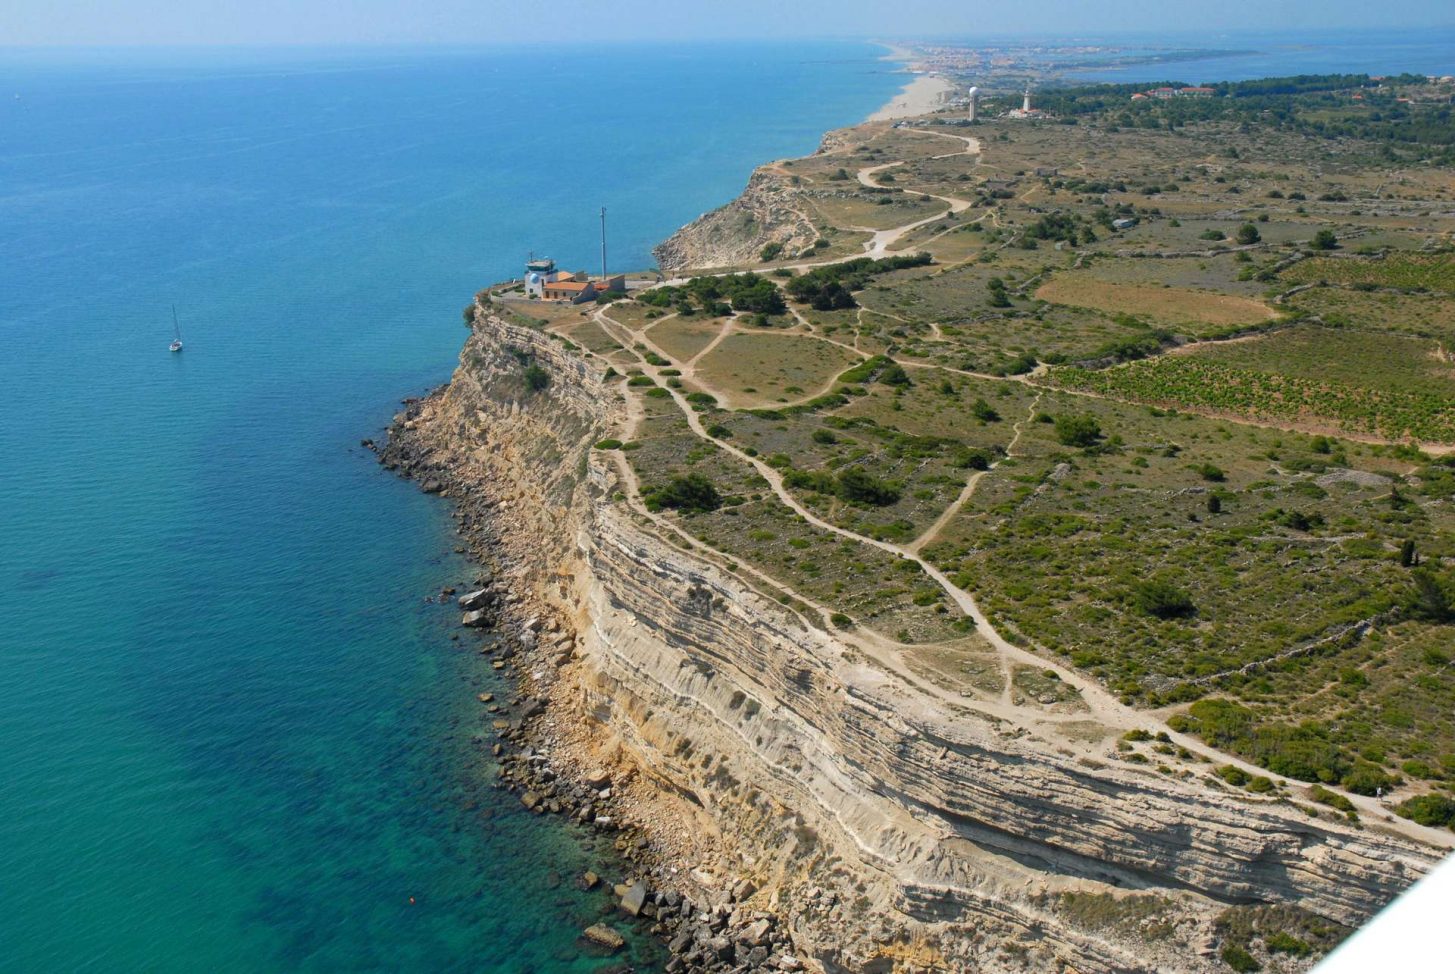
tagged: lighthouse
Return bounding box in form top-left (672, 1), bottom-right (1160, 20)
top-left (1022, 86), bottom-right (1032, 113)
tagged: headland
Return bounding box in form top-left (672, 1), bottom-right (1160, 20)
top-left (382, 43), bottom-right (1455, 974)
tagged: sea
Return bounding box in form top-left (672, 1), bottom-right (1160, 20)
top-left (3, 26), bottom-right (1449, 974)
top-left (0, 42), bottom-right (901, 973)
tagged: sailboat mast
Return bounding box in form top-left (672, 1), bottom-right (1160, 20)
top-left (171, 304), bottom-right (181, 341)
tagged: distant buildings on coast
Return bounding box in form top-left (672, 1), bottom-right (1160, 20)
top-left (1132, 86), bottom-right (1216, 100)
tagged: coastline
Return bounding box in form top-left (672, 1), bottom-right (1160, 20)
top-left (376, 50), bottom-right (1445, 973)
top-left (867, 72), bottom-right (956, 121)
top-left (377, 345), bottom-right (807, 972)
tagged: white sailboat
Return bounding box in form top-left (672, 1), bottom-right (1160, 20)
top-left (169, 305), bottom-right (184, 353)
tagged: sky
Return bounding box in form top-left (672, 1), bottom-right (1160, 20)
top-left (3, 0), bottom-right (1454, 46)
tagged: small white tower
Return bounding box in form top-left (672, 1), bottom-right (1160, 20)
top-left (967, 86), bottom-right (980, 122)
top-left (1022, 86), bottom-right (1032, 114)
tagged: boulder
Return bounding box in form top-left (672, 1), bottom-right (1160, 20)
top-left (461, 610), bottom-right (490, 628)
top-left (458, 589), bottom-right (492, 610)
top-left (581, 924), bottom-right (625, 952)
top-left (739, 918), bottom-right (772, 946)
top-left (620, 881), bottom-right (649, 916)
top-left (707, 936), bottom-right (734, 962)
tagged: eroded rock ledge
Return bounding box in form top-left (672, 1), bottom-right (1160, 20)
top-left (387, 306), bottom-right (1439, 973)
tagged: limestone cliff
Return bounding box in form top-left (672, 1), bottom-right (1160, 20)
top-left (654, 168), bottom-right (820, 273)
top-left (394, 307), bottom-right (1440, 973)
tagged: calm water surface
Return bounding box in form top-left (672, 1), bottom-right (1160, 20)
top-left (0, 42), bottom-right (899, 972)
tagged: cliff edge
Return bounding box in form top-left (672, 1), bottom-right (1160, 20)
top-left (382, 304), bottom-right (1441, 974)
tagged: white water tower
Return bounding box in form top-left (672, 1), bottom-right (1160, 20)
top-left (967, 86), bottom-right (980, 121)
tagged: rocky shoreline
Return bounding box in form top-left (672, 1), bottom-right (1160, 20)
top-left (375, 398), bottom-right (809, 974)
top-left (364, 285), bottom-right (1444, 974)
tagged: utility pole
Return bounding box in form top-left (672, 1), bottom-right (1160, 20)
top-left (600, 206), bottom-right (608, 281)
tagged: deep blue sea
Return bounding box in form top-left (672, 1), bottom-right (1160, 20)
top-left (0, 42), bottom-right (899, 972)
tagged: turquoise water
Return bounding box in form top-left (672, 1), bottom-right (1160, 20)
top-left (0, 43), bottom-right (898, 972)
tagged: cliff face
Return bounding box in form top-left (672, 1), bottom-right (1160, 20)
top-left (399, 309), bottom-right (1438, 973)
top-left (654, 168), bottom-right (820, 273)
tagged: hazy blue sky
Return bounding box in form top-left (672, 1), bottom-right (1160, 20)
top-left (5, 0), bottom-right (1454, 46)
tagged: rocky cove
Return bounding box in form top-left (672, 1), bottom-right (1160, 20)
top-left (377, 298), bottom-right (1442, 973)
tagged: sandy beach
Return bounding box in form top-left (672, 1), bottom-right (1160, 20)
top-left (868, 72), bottom-right (956, 121)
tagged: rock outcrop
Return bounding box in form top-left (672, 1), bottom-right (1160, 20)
top-left (387, 305), bottom-right (1441, 973)
top-left (654, 168), bottom-right (820, 273)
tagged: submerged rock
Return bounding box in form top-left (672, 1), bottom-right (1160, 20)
top-left (581, 924), bottom-right (625, 952)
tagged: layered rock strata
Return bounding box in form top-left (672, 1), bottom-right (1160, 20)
top-left (388, 306), bottom-right (1440, 973)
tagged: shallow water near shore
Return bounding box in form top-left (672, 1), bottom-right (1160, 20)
top-left (0, 42), bottom-right (899, 972)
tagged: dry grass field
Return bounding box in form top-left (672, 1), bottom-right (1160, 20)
top-left (692, 332), bottom-right (861, 406)
top-left (646, 316), bottom-right (725, 363)
top-left (1036, 274), bottom-right (1277, 329)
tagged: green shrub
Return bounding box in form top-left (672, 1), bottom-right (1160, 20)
top-left (1393, 793), bottom-right (1455, 828)
top-left (1133, 579), bottom-right (1196, 619)
top-left (837, 468), bottom-right (901, 506)
top-left (1221, 944), bottom-right (1261, 972)
top-left (593, 439), bottom-right (623, 450)
top-left (878, 363), bottom-right (912, 387)
top-left (1217, 765), bottom-right (1249, 786)
top-left (1406, 568), bottom-right (1454, 623)
top-left (1054, 414), bottom-right (1102, 448)
top-left (643, 473), bottom-right (722, 514)
top-left (523, 364), bottom-right (550, 392)
top-left (971, 398), bottom-right (1001, 422)
top-left (1180, 700), bottom-right (1354, 784)
top-left (1264, 932), bottom-right (1311, 956)
top-left (1308, 784), bottom-right (1356, 814)
top-left (1340, 763), bottom-right (1396, 797)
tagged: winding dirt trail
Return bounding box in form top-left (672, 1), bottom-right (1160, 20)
top-left (584, 307), bottom-right (1454, 847)
top-left (852, 132), bottom-right (979, 257)
top-left (555, 129), bottom-right (1455, 849)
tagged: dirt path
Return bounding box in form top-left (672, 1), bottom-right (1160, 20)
top-left (908, 388), bottom-right (1043, 555)
top-left (573, 135), bottom-right (1455, 845)
top-left (852, 135), bottom-right (977, 257)
top-left (572, 305), bottom-right (1454, 850)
